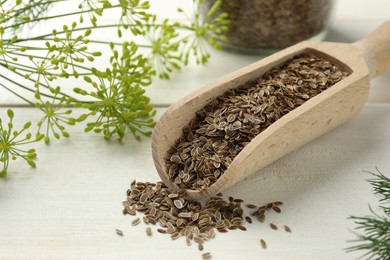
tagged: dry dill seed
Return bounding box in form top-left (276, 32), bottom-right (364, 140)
top-left (238, 225), bottom-right (247, 231)
top-left (131, 218), bottom-right (141, 226)
top-left (246, 204), bottom-right (257, 209)
top-left (157, 228), bottom-right (167, 234)
top-left (245, 216), bottom-right (252, 224)
top-left (272, 206), bottom-right (281, 213)
top-left (284, 225), bottom-right (292, 233)
top-left (270, 223), bottom-right (278, 230)
top-left (201, 0), bottom-right (333, 50)
top-left (115, 229), bottom-right (123, 236)
top-left (146, 227), bottom-right (152, 236)
top-left (123, 180), bottom-right (290, 256)
top-left (260, 239), bottom-right (267, 249)
top-left (165, 54), bottom-right (349, 191)
top-left (202, 252), bottom-right (212, 259)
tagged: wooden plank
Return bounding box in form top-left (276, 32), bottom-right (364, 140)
top-left (0, 105), bottom-right (389, 259)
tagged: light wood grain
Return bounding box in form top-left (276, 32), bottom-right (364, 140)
top-left (1, 2), bottom-right (390, 258)
top-left (152, 22), bottom-right (390, 199)
top-left (1, 106), bottom-right (390, 260)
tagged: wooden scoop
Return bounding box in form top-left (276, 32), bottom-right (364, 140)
top-left (151, 21), bottom-right (390, 199)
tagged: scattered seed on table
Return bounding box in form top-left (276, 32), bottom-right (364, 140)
top-left (157, 228), bottom-right (167, 234)
top-left (146, 227), bottom-right (152, 236)
top-left (260, 239), bottom-right (267, 249)
top-left (246, 204), bottom-right (257, 209)
top-left (115, 229), bottom-right (123, 236)
top-left (123, 180), bottom-right (293, 255)
top-left (272, 206), bottom-right (281, 213)
top-left (284, 225), bottom-right (292, 233)
top-left (270, 223), bottom-right (278, 230)
top-left (131, 217), bottom-right (141, 226)
top-left (202, 252), bottom-right (212, 259)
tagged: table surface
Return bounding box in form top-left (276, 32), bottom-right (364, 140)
top-left (1, 1), bottom-right (390, 260)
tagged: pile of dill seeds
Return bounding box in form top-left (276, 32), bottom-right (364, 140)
top-left (165, 53), bottom-right (349, 191)
top-left (122, 180), bottom-right (291, 256)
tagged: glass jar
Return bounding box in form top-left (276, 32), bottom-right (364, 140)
top-left (201, 0), bottom-right (335, 54)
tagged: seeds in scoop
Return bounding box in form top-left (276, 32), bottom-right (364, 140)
top-left (165, 54), bottom-right (349, 191)
top-left (201, 0), bottom-right (333, 50)
top-left (260, 239), bottom-right (267, 249)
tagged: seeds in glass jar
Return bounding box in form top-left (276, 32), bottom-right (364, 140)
top-left (201, 0), bottom-right (334, 50)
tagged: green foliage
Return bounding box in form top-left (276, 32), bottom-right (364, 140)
top-left (0, 0), bottom-right (229, 175)
top-left (0, 109), bottom-right (44, 177)
top-left (347, 169), bottom-right (390, 259)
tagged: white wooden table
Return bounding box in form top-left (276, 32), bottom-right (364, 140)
top-left (1, 1), bottom-right (390, 259)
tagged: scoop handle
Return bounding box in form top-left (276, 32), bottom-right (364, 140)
top-left (353, 21), bottom-right (390, 79)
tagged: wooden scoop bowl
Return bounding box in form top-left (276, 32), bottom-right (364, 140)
top-left (152, 21), bottom-right (390, 199)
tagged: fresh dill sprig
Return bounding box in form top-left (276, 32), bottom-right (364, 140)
top-left (347, 169), bottom-right (390, 260)
top-left (0, 0), bottom-right (229, 175)
top-left (0, 109), bottom-right (44, 177)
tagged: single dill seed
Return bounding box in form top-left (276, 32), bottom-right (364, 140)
top-left (146, 227), bottom-right (152, 236)
top-left (198, 243), bottom-right (204, 251)
top-left (272, 206), bottom-right (281, 213)
top-left (260, 239), bottom-right (267, 249)
top-left (157, 228), bottom-right (167, 234)
top-left (238, 225), bottom-right (247, 231)
top-left (284, 225), bottom-right (292, 233)
top-left (246, 204), bottom-right (257, 209)
top-left (202, 252), bottom-right (212, 259)
top-left (245, 216), bottom-right (252, 224)
top-left (131, 217), bottom-right (141, 226)
top-left (270, 223), bottom-right (278, 230)
top-left (115, 229), bottom-right (123, 236)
